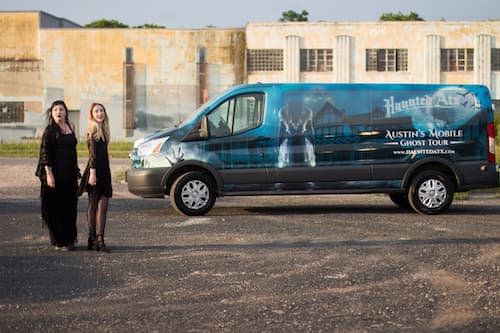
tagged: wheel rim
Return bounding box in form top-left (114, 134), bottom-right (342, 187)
top-left (417, 178), bottom-right (447, 209)
top-left (181, 179), bottom-right (210, 210)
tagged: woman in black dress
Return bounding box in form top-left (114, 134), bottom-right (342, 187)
top-left (36, 100), bottom-right (79, 251)
top-left (80, 102), bottom-right (112, 252)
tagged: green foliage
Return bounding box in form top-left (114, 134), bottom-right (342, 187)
top-left (85, 19), bottom-right (129, 28)
top-left (0, 141), bottom-right (40, 157)
top-left (379, 11), bottom-right (424, 21)
top-left (279, 10), bottom-right (309, 22)
top-left (133, 23), bottom-right (166, 29)
top-left (0, 141), bottom-right (133, 158)
top-left (495, 112), bottom-right (500, 137)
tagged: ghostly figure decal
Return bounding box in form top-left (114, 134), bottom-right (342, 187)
top-left (278, 99), bottom-right (316, 168)
top-left (165, 146), bottom-right (185, 165)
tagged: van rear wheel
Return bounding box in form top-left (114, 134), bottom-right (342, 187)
top-left (408, 170), bottom-right (454, 215)
top-left (170, 171), bottom-right (216, 216)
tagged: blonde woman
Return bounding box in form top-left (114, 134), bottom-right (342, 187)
top-left (80, 103), bottom-right (112, 252)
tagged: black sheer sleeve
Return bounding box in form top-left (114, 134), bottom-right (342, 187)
top-left (87, 134), bottom-right (97, 169)
top-left (36, 126), bottom-right (56, 179)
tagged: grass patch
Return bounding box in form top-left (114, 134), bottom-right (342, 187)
top-left (454, 192), bottom-right (470, 200)
top-left (0, 140), bottom-right (133, 158)
top-left (115, 170), bottom-right (126, 182)
top-left (0, 141), bottom-right (40, 157)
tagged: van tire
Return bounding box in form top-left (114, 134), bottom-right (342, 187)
top-left (170, 171), bottom-right (216, 216)
top-left (389, 193), bottom-right (410, 209)
top-left (408, 170), bottom-right (454, 215)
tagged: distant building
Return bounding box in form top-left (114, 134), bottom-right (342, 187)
top-left (0, 11), bottom-right (498, 142)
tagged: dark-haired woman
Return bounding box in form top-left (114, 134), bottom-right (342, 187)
top-left (36, 100), bottom-right (80, 251)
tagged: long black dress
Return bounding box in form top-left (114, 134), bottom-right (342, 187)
top-left (80, 136), bottom-right (113, 198)
top-left (36, 124), bottom-right (79, 247)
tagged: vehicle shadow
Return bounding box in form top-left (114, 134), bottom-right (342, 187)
top-left (110, 236), bottom-right (500, 253)
top-left (1, 197), bottom-right (499, 216)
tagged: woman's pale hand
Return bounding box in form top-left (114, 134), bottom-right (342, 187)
top-left (46, 173), bottom-right (55, 188)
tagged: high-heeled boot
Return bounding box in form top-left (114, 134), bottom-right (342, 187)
top-left (87, 234), bottom-right (96, 251)
top-left (95, 236), bottom-right (110, 253)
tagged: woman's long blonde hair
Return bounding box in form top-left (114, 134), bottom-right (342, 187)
top-left (87, 102), bottom-right (110, 142)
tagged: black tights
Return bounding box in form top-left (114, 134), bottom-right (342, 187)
top-left (87, 194), bottom-right (109, 240)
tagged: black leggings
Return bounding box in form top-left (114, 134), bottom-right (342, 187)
top-left (87, 194), bottom-right (109, 239)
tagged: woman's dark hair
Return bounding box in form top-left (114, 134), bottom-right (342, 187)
top-left (46, 100), bottom-right (70, 124)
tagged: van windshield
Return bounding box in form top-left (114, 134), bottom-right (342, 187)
top-left (177, 90), bottom-right (227, 127)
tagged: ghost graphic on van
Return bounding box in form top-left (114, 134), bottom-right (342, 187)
top-left (278, 98), bottom-right (316, 168)
top-left (384, 87), bottom-right (481, 132)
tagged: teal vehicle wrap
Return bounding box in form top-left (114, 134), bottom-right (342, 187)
top-left (127, 83), bottom-right (499, 215)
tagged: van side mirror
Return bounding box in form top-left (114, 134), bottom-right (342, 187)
top-left (181, 116), bottom-right (209, 142)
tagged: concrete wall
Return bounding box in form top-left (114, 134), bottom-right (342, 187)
top-left (246, 21), bottom-right (499, 98)
top-left (0, 11), bottom-right (246, 142)
top-left (0, 12), bottom-right (44, 141)
top-left (0, 12), bottom-right (40, 60)
top-left (39, 28), bottom-right (245, 141)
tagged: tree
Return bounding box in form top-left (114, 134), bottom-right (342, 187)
top-left (379, 11), bottom-right (424, 21)
top-left (84, 19), bottom-right (129, 28)
top-left (279, 10), bottom-right (309, 22)
top-left (133, 23), bottom-right (166, 29)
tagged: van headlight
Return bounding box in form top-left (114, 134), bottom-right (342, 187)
top-left (137, 137), bottom-right (169, 157)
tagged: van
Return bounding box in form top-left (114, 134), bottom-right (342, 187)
top-left (126, 83), bottom-right (499, 215)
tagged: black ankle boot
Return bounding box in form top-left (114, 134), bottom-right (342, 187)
top-left (87, 235), bottom-right (96, 251)
top-left (95, 237), bottom-right (110, 253)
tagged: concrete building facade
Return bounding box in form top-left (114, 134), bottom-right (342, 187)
top-left (246, 22), bottom-right (499, 89)
top-left (0, 11), bottom-right (245, 141)
top-left (0, 11), bottom-right (499, 142)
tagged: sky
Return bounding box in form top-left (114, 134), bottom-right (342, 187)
top-left (2, 0), bottom-right (499, 28)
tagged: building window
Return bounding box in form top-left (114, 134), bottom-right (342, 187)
top-left (125, 47), bottom-right (134, 63)
top-left (366, 49), bottom-right (408, 72)
top-left (492, 49), bottom-right (500, 71)
top-left (247, 49), bottom-right (283, 72)
top-left (300, 49), bottom-right (333, 72)
top-left (0, 60), bottom-right (42, 72)
top-left (441, 48), bottom-right (473, 72)
top-left (199, 47), bottom-right (207, 63)
top-left (0, 102), bottom-right (24, 123)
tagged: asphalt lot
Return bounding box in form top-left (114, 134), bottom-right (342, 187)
top-left (0, 157), bottom-right (499, 332)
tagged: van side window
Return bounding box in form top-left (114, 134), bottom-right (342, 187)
top-left (207, 93), bottom-right (264, 137)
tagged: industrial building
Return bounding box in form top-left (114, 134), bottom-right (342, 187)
top-left (1, 11), bottom-right (499, 142)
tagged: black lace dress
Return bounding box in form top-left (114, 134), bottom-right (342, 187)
top-left (80, 136), bottom-right (113, 198)
top-left (36, 124), bottom-right (79, 247)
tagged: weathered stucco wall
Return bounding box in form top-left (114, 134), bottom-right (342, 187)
top-left (246, 21), bottom-right (499, 93)
top-left (0, 12), bottom-right (44, 140)
top-left (0, 12), bottom-right (40, 60)
top-left (39, 27), bottom-right (245, 141)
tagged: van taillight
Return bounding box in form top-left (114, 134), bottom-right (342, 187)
top-left (487, 123), bottom-right (496, 163)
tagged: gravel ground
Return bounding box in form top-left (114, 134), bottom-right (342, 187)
top-left (0, 157), bottom-right (132, 200)
top-left (1, 157), bottom-right (499, 332)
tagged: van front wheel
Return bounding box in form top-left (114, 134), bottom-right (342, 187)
top-left (408, 170), bottom-right (454, 215)
top-left (170, 171), bottom-right (216, 216)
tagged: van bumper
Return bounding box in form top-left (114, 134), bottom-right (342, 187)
top-left (126, 167), bottom-right (169, 198)
top-left (458, 162), bottom-right (500, 189)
